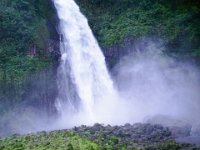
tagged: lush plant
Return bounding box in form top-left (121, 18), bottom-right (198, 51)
top-left (0, 0), bottom-right (57, 113)
top-left (76, 0), bottom-right (200, 57)
top-left (0, 129), bottom-right (196, 150)
top-left (0, 0), bottom-right (56, 82)
top-left (0, 131), bottom-right (99, 150)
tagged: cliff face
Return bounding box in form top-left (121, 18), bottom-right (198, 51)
top-left (102, 38), bottom-right (135, 68)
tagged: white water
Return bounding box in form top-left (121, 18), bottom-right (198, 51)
top-left (54, 0), bottom-right (121, 126)
top-left (53, 0), bottom-right (200, 132)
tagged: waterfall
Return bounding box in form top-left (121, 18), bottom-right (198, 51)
top-left (53, 0), bottom-right (119, 125)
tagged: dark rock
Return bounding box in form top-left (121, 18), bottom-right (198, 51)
top-left (169, 126), bottom-right (191, 138)
top-left (72, 123), bottom-right (175, 149)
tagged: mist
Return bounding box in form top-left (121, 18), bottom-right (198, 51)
top-left (54, 37), bottom-right (200, 135)
top-left (111, 38), bottom-right (200, 134)
top-left (1, 37), bottom-right (200, 138)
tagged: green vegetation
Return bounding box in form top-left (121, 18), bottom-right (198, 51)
top-left (0, 131), bottom-right (99, 150)
top-left (76, 0), bottom-right (200, 57)
top-left (0, 1), bottom-right (200, 149)
top-left (0, 0), bottom-right (58, 111)
top-left (0, 0), bottom-right (56, 82)
top-left (0, 129), bottom-right (197, 150)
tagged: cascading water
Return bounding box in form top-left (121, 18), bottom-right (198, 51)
top-left (53, 0), bottom-right (121, 126)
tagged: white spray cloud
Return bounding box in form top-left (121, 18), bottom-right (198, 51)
top-left (1, 38), bottom-right (200, 137)
top-left (112, 38), bottom-right (200, 129)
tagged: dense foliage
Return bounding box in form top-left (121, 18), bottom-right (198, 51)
top-left (0, 124), bottom-right (198, 150)
top-left (0, 131), bottom-right (99, 150)
top-left (76, 0), bottom-right (200, 57)
top-left (0, 0), bottom-right (58, 113)
top-left (0, 0), bottom-right (56, 81)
